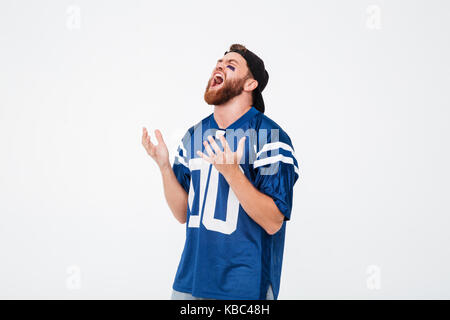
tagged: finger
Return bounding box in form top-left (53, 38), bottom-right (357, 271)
top-left (197, 150), bottom-right (212, 163)
top-left (142, 128), bottom-right (148, 144)
top-left (237, 136), bottom-right (246, 150)
top-left (207, 135), bottom-right (222, 154)
top-left (203, 140), bottom-right (215, 157)
top-left (154, 129), bottom-right (165, 145)
top-left (219, 135), bottom-right (231, 153)
top-left (143, 140), bottom-right (155, 157)
top-left (237, 136), bottom-right (246, 159)
top-left (142, 130), bottom-right (155, 151)
top-left (142, 127), bottom-right (148, 140)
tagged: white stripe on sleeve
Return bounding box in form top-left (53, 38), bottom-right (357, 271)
top-left (253, 154), bottom-right (299, 175)
top-left (256, 141), bottom-right (297, 159)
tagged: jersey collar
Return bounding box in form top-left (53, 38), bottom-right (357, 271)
top-left (210, 105), bottom-right (259, 130)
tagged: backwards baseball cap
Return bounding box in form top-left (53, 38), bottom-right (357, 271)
top-left (224, 45), bottom-right (269, 113)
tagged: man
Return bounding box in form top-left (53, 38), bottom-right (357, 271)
top-left (142, 44), bottom-right (299, 300)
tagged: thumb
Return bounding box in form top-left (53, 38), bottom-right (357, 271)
top-left (154, 129), bottom-right (165, 145)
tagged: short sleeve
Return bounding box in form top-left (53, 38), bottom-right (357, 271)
top-left (253, 139), bottom-right (299, 221)
top-left (172, 136), bottom-right (191, 194)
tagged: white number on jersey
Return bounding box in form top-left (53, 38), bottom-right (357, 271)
top-left (187, 159), bottom-right (242, 235)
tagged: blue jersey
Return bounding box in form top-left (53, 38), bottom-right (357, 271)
top-left (172, 106), bottom-right (299, 300)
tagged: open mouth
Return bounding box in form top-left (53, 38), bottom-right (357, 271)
top-left (211, 73), bottom-right (224, 89)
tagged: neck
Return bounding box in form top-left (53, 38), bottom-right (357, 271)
top-left (213, 96), bottom-right (252, 129)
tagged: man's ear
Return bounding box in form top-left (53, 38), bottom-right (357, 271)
top-left (244, 78), bottom-right (258, 92)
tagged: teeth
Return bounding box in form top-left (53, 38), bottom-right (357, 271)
top-left (211, 72), bottom-right (224, 87)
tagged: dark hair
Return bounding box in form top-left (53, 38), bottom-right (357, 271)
top-left (228, 43), bottom-right (256, 103)
top-left (229, 43), bottom-right (247, 53)
top-left (228, 44), bottom-right (253, 78)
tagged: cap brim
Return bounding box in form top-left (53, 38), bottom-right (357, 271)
top-left (252, 89), bottom-right (265, 113)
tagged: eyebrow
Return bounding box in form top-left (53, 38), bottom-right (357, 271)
top-left (217, 58), bottom-right (240, 66)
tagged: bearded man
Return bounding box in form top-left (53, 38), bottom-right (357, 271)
top-left (142, 44), bottom-right (299, 300)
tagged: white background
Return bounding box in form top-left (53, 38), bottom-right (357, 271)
top-left (1, 0), bottom-right (449, 299)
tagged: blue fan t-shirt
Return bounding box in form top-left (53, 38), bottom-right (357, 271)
top-left (171, 106), bottom-right (299, 300)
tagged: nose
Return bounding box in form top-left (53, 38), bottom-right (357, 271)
top-left (215, 61), bottom-right (226, 73)
top-left (215, 65), bottom-right (224, 74)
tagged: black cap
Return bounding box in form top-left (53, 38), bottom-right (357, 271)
top-left (224, 47), bottom-right (269, 113)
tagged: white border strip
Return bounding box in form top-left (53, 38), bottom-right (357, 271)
top-left (175, 155), bottom-right (188, 168)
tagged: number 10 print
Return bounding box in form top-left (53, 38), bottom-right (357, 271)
top-left (187, 158), bottom-right (241, 235)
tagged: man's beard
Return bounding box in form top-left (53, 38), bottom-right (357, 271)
top-left (204, 75), bottom-right (248, 106)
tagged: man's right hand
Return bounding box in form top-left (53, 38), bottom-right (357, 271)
top-left (142, 127), bottom-right (170, 170)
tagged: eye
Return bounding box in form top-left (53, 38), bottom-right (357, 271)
top-left (226, 65), bottom-right (235, 71)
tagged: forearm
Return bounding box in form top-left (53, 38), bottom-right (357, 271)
top-left (160, 165), bottom-right (188, 224)
top-left (224, 168), bottom-right (284, 235)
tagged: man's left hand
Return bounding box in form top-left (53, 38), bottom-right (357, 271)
top-left (197, 135), bottom-right (246, 178)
